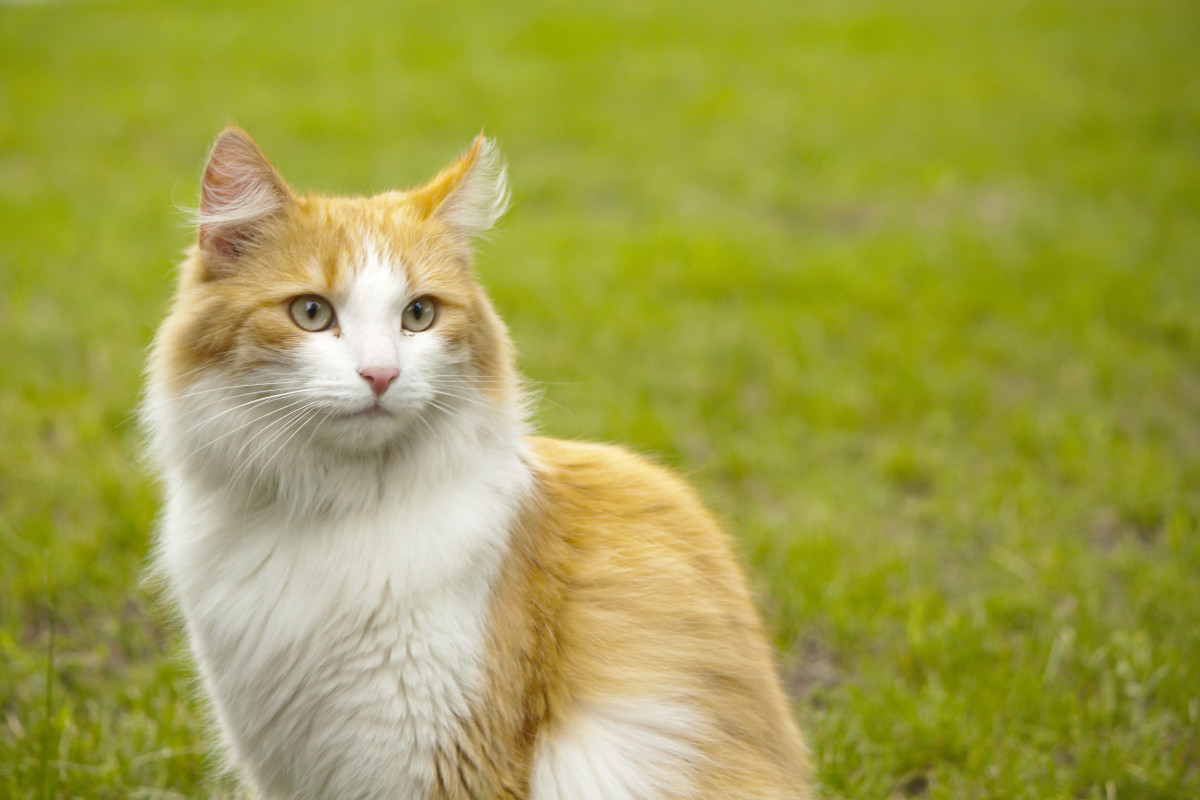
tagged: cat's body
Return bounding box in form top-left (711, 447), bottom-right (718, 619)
top-left (145, 128), bottom-right (813, 799)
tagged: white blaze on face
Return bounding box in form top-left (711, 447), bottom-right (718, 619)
top-left (341, 242), bottom-right (406, 380)
top-left (291, 241), bottom-right (420, 426)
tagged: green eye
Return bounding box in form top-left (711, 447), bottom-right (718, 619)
top-left (288, 295), bottom-right (335, 332)
top-left (402, 296), bottom-right (437, 332)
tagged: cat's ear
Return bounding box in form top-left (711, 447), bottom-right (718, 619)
top-left (197, 126), bottom-right (293, 272)
top-left (411, 134), bottom-right (510, 238)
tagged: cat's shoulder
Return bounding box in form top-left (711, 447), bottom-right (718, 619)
top-left (520, 435), bottom-right (724, 557)
top-left (526, 436), bottom-right (696, 489)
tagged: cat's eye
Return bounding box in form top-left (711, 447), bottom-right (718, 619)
top-left (288, 295), bottom-right (336, 332)
top-left (402, 296), bottom-right (437, 332)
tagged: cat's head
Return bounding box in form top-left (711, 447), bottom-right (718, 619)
top-left (148, 128), bottom-right (521, 472)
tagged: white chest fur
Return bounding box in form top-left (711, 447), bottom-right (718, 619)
top-left (156, 438), bottom-right (530, 800)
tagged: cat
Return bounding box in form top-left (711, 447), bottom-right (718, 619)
top-left (144, 126), bottom-right (815, 800)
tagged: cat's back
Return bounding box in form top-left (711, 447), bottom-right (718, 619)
top-left (527, 436), bottom-right (757, 609)
top-left (510, 437), bottom-right (813, 799)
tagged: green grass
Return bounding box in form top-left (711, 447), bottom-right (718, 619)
top-left (2, 0), bottom-right (1199, 797)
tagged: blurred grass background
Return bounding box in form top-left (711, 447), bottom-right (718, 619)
top-left (2, 0), bottom-right (1198, 797)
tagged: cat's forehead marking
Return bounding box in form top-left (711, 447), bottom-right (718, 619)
top-left (343, 238), bottom-right (409, 305)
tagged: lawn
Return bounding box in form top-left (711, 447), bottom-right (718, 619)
top-left (2, 0), bottom-right (1198, 797)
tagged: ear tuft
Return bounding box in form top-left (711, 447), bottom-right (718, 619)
top-left (197, 127), bottom-right (292, 266)
top-left (415, 135), bottom-right (510, 237)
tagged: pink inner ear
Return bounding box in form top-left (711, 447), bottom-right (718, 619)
top-left (200, 224), bottom-right (242, 262)
top-left (198, 129), bottom-right (291, 263)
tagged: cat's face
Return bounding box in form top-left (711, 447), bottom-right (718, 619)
top-left (150, 129), bottom-right (515, 460)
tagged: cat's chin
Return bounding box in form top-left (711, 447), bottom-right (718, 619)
top-left (343, 405), bottom-right (394, 421)
top-left (310, 405), bottom-right (422, 453)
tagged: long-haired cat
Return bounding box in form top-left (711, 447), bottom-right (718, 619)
top-left (144, 127), bottom-right (814, 799)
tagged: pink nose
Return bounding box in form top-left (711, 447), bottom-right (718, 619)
top-left (359, 367), bottom-right (399, 397)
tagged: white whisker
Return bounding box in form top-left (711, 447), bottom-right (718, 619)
top-left (247, 405), bottom-right (324, 491)
top-left (221, 403), bottom-right (321, 503)
top-left (195, 396), bottom-right (315, 456)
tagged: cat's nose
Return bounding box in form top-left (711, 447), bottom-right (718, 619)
top-left (359, 367), bottom-right (399, 397)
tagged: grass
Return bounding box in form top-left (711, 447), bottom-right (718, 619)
top-left (2, 0), bottom-right (1198, 797)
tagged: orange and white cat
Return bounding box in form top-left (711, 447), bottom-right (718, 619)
top-left (144, 127), bottom-right (814, 799)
